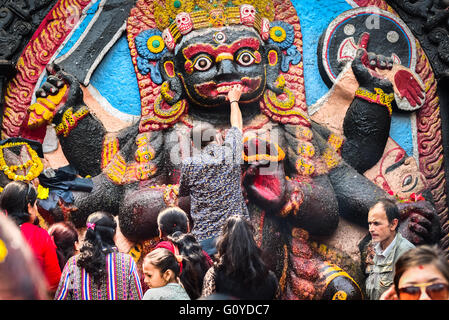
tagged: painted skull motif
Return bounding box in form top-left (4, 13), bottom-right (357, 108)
top-left (176, 12), bottom-right (194, 35)
top-left (240, 4), bottom-right (256, 26)
top-left (261, 18), bottom-right (270, 41)
top-left (162, 28), bottom-right (176, 51)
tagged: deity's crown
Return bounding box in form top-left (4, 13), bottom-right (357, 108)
top-left (153, 0), bottom-right (274, 50)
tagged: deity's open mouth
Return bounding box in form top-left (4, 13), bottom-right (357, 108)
top-left (194, 77), bottom-right (262, 99)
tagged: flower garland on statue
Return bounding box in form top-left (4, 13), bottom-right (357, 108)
top-left (387, 190), bottom-right (425, 203)
top-left (0, 142), bottom-right (44, 182)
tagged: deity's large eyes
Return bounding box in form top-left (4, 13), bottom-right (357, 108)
top-left (236, 50), bottom-right (256, 66)
top-left (193, 55), bottom-right (213, 71)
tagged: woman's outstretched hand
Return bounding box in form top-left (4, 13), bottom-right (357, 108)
top-left (227, 84), bottom-right (244, 103)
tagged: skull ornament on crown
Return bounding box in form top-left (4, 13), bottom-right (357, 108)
top-left (162, 28), bottom-right (176, 51)
top-left (240, 4), bottom-right (257, 26)
top-left (176, 12), bottom-right (193, 35)
top-left (261, 17), bottom-right (270, 41)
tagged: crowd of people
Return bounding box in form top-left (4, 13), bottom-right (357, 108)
top-left (1, 85), bottom-right (448, 301)
top-left (0, 180), bottom-right (278, 300)
top-left (0, 178), bottom-right (448, 300)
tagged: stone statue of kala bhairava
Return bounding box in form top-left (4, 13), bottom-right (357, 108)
top-left (23, 0), bottom-right (442, 299)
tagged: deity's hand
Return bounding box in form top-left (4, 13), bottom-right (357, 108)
top-left (28, 63), bottom-right (84, 129)
top-left (242, 160), bottom-right (287, 212)
top-left (381, 65), bottom-right (426, 110)
top-left (396, 69), bottom-right (425, 107)
top-left (397, 200), bottom-right (442, 245)
top-left (351, 32), bottom-right (394, 94)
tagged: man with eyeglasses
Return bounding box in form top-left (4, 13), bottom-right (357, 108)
top-left (365, 198), bottom-right (415, 300)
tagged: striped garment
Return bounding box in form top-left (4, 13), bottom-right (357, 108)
top-left (54, 251), bottom-right (143, 300)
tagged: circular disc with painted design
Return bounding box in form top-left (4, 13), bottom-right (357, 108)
top-left (317, 7), bottom-right (417, 87)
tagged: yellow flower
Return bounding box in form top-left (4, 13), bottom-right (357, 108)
top-left (0, 239), bottom-right (8, 263)
top-left (37, 184), bottom-right (49, 200)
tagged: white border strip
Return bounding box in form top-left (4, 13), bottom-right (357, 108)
top-left (54, 0), bottom-right (106, 65)
top-left (345, 0), bottom-right (360, 8)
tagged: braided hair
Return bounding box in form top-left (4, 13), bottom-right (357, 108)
top-left (77, 211), bottom-right (117, 282)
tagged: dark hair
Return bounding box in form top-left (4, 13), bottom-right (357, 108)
top-left (216, 215), bottom-right (269, 287)
top-left (394, 245), bottom-right (449, 296)
top-left (372, 198), bottom-right (400, 230)
top-left (77, 211), bottom-right (117, 282)
top-left (190, 125), bottom-right (218, 150)
top-left (169, 231), bottom-right (212, 299)
top-left (48, 221), bottom-right (79, 270)
top-left (0, 181), bottom-right (37, 226)
top-left (144, 247), bottom-right (180, 277)
top-left (157, 207), bottom-right (189, 238)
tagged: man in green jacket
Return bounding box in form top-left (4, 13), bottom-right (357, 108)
top-left (366, 198), bottom-right (415, 300)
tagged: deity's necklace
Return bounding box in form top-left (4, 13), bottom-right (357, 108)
top-left (0, 142), bottom-right (44, 182)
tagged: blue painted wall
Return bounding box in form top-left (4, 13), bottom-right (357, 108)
top-left (292, 0), bottom-right (353, 105)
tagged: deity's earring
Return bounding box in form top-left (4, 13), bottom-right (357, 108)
top-left (265, 45), bottom-right (283, 95)
top-left (260, 47), bottom-right (309, 124)
top-left (160, 81), bottom-right (176, 103)
top-left (265, 74), bottom-right (296, 110)
top-left (159, 55), bottom-right (183, 105)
